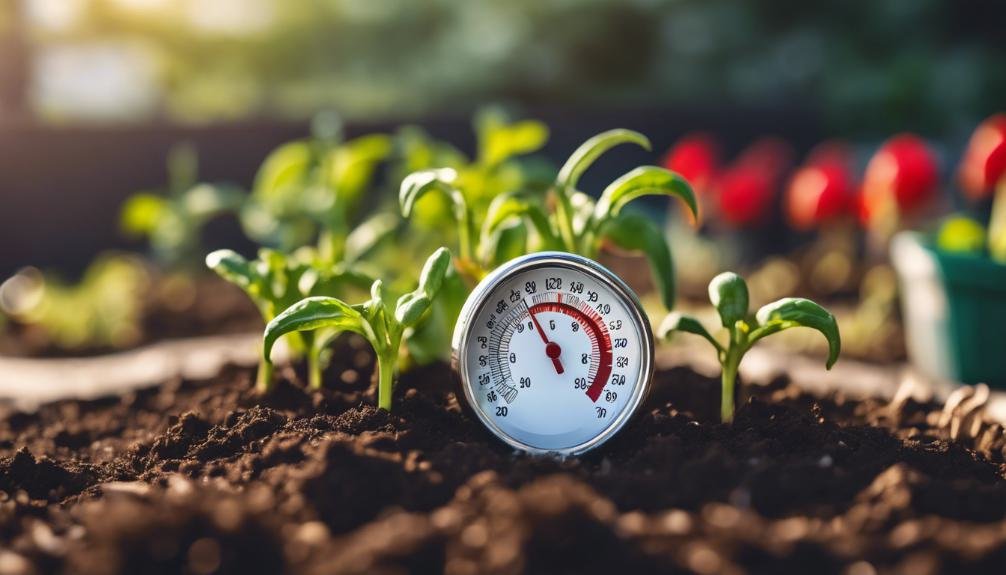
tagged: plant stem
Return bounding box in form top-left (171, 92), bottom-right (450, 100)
top-left (256, 359), bottom-right (274, 394)
top-left (308, 350), bottom-right (323, 390)
top-left (376, 352), bottom-right (396, 411)
top-left (553, 186), bottom-right (578, 251)
top-left (720, 358), bottom-right (738, 423)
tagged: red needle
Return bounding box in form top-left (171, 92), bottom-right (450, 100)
top-left (528, 306), bottom-right (564, 374)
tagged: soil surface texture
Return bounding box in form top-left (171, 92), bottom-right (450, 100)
top-left (1, 338), bottom-right (1005, 574)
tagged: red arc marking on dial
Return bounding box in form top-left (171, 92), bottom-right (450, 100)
top-left (527, 301), bottom-right (612, 402)
top-left (528, 305), bottom-right (564, 374)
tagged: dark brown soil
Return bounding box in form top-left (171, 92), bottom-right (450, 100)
top-left (2, 339), bottom-right (1005, 574)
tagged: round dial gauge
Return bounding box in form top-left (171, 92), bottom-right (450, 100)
top-left (452, 252), bottom-right (654, 455)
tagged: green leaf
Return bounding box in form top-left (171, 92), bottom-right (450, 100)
top-left (936, 216), bottom-right (986, 254)
top-left (557, 129), bottom-right (651, 189)
top-left (599, 213), bottom-right (676, 309)
top-left (181, 184), bottom-right (245, 219)
top-left (417, 247), bottom-right (452, 297)
top-left (328, 134), bottom-right (393, 207)
top-left (395, 293), bottom-right (432, 327)
top-left (482, 193), bottom-right (557, 245)
top-left (752, 298), bottom-right (841, 368)
top-left (399, 168), bottom-right (461, 218)
top-left (344, 212), bottom-right (400, 264)
top-left (594, 166), bottom-right (698, 223)
top-left (709, 272), bottom-right (749, 328)
top-left (120, 193), bottom-right (168, 236)
top-left (479, 115), bottom-right (549, 167)
top-left (263, 296), bottom-right (367, 363)
top-left (252, 141), bottom-right (312, 205)
top-left (205, 249), bottom-right (257, 290)
top-left (481, 220), bottom-right (528, 266)
top-left (658, 312), bottom-right (723, 352)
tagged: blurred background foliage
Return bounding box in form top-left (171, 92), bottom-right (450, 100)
top-left (1, 0), bottom-right (1002, 137)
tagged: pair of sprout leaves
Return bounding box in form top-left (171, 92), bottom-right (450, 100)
top-left (123, 117), bottom-right (395, 267)
top-left (661, 272), bottom-right (841, 422)
top-left (208, 245), bottom-right (451, 411)
top-left (400, 128), bottom-right (698, 309)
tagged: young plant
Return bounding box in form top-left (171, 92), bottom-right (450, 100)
top-left (659, 272), bottom-right (841, 422)
top-left (0, 254), bottom-right (149, 351)
top-left (121, 144), bottom-right (244, 266)
top-left (241, 112), bottom-right (393, 258)
top-left (398, 109), bottom-right (550, 281)
top-left (260, 247), bottom-right (451, 410)
top-left (205, 231), bottom-right (380, 391)
top-left (480, 129), bottom-right (699, 309)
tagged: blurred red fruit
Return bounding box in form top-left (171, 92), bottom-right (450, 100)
top-left (785, 142), bottom-right (854, 230)
top-left (663, 133), bottom-right (719, 195)
top-left (717, 166), bottom-right (774, 227)
top-left (714, 138), bottom-right (792, 228)
top-left (735, 137), bottom-right (793, 183)
top-left (959, 113), bottom-right (1006, 200)
top-left (862, 134), bottom-right (938, 219)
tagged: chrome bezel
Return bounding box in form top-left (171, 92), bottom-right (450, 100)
top-left (451, 251), bottom-right (654, 456)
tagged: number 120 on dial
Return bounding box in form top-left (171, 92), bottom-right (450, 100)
top-left (453, 252), bottom-right (654, 455)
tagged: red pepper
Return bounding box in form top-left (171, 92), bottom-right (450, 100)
top-left (715, 138), bottom-right (792, 228)
top-left (662, 133), bottom-right (719, 196)
top-left (861, 134), bottom-right (938, 220)
top-left (959, 113), bottom-right (1006, 200)
top-left (716, 165), bottom-right (774, 227)
top-left (785, 142), bottom-right (854, 230)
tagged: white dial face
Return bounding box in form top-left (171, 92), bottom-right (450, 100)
top-left (456, 255), bottom-right (652, 454)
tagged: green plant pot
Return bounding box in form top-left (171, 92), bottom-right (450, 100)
top-left (891, 232), bottom-right (1006, 387)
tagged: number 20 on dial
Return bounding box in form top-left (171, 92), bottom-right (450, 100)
top-left (452, 252), bottom-right (654, 455)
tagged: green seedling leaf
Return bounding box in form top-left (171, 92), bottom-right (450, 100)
top-left (482, 221), bottom-right (528, 266)
top-left (599, 212), bottom-right (676, 309)
top-left (937, 216), bottom-right (986, 254)
top-left (480, 118), bottom-right (549, 167)
top-left (557, 129), bottom-right (651, 189)
top-left (752, 298), bottom-right (841, 368)
top-left (417, 247), bottom-right (452, 297)
top-left (120, 193), bottom-right (168, 236)
top-left (395, 292), bottom-right (432, 327)
top-left (709, 272), bottom-right (749, 328)
top-left (399, 168), bottom-right (460, 217)
top-left (343, 212), bottom-right (400, 264)
top-left (205, 249), bottom-right (258, 290)
top-left (482, 193), bottom-right (557, 246)
top-left (263, 296), bottom-right (366, 363)
top-left (594, 166), bottom-right (698, 223)
top-left (181, 183), bottom-right (245, 218)
top-left (658, 312), bottom-right (722, 352)
top-left (252, 141), bottom-right (313, 207)
top-left (328, 134), bottom-right (393, 206)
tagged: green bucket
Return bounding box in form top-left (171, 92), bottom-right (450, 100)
top-left (891, 232), bottom-right (1006, 387)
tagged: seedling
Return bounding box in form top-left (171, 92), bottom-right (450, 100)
top-left (261, 247), bottom-right (451, 410)
top-left (398, 109), bottom-right (550, 281)
top-left (206, 236), bottom-right (379, 391)
top-left (242, 112), bottom-right (393, 257)
top-left (659, 271), bottom-right (841, 422)
top-left (121, 144), bottom-right (244, 265)
top-left (480, 129), bottom-right (699, 309)
top-left (0, 254), bottom-right (149, 350)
